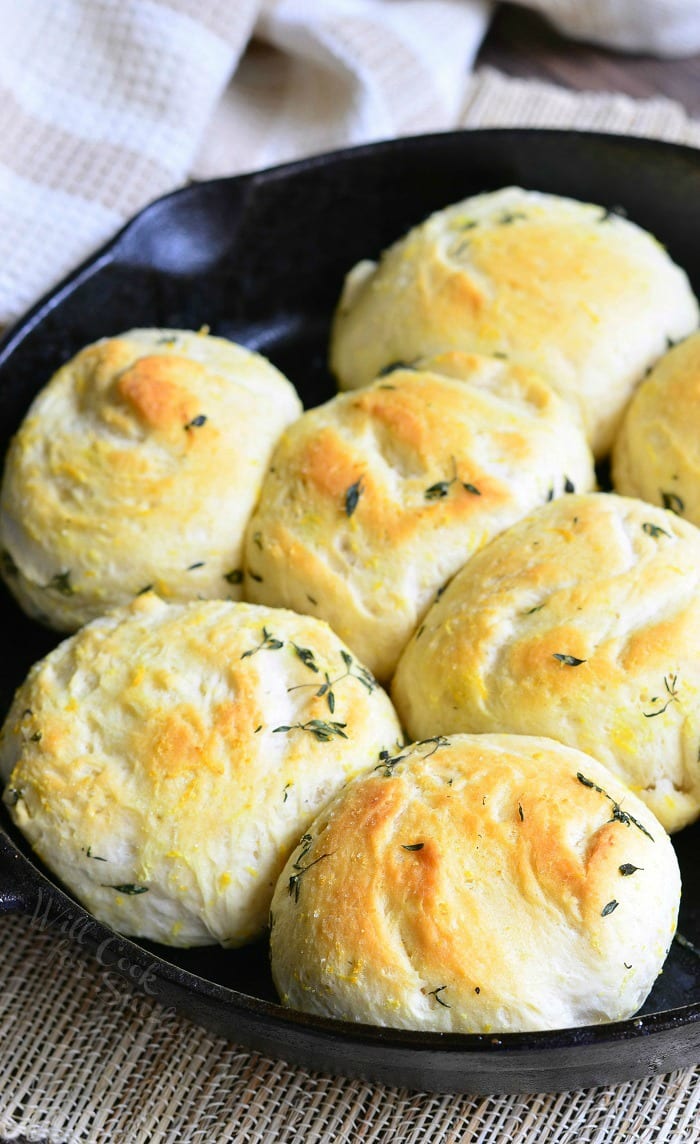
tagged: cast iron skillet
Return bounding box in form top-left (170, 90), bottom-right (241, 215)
top-left (1, 130), bottom-right (700, 1096)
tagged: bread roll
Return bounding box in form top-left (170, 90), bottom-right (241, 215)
top-left (270, 733), bottom-right (679, 1032)
top-left (0, 328), bottom-right (302, 630)
top-left (330, 187), bottom-right (698, 457)
top-left (613, 331), bottom-right (700, 525)
top-left (392, 493), bottom-right (700, 832)
top-left (244, 354), bottom-right (594, 681)
top-left (0, 595), bottom-right (402, 947)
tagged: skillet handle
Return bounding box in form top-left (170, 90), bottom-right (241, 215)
top-left (0, 830), bottom-right (38, 914)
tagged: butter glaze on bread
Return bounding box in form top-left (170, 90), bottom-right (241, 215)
top-left (244, 355), bottom-right (594, 681)
top-left (270, 733), bottom-right (679, 1032)
top-left (0, 328), bottom-right (302, 630)
top-left (0, 595), bottom-right (402, 947)
top-left (392, 493), bottom-right (700, 833)
top-left (330, 187), bottom-right (699, 457)
top-left (613, 331), bottom-right (700, 525)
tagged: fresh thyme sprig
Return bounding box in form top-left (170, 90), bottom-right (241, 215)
top-left (374, 747), bottom-right (410, 777)
top-left (287, 834), bottom-right (333, 902)
top-left (426, 985), bottom-right (451, 1008)
top-left (241, 626), bottom-right (284, 659)
top-left (375, 736), bottom-right (449, 777)
top-left (417, 735), bottom-right (451, 758)
top-left (643, 674), bottom-right (679, 719)
top-left (576, 772), bottom-right (654, 842)
top-left (273, 719), bottom-right (348, 742)
top-left (287, 650), bottom-right (376, 713)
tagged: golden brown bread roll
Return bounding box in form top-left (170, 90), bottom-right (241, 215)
top-left (392, 493), bottom-right (700, 833)
top-left (270, 733), bottom-right (679, 1032)
top-left (613, 331), bottom-right (700, 525)
top-left (244, 353), bottom-right (594, 681)
top-left (0, 595), bottom-right (402, 947)
top-left (0, 328), bottom-right (302, 631)
top-left (330, 187), bottom-right (698, 457)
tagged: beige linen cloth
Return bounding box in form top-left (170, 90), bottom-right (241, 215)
top-left (1, 2), bottom-right (700, 1141)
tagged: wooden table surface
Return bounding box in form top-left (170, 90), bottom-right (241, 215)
top-left (477, 4), bottom-right (700, 116)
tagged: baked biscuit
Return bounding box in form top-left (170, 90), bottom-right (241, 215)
top-left (330, 187), bottom-right (698, 457)
top-left (0, 595), bottom-right (402, 947)
top-left (613, 331), bottom-right (700, 525)
top-left (243, 354), bottom-right (594, 682)
top-left (270, 733), bottom-right (679, 1033)
top-left (0, 328), bottom-right (302, 631)
top-left (392, 493), bottom-right (700, 833)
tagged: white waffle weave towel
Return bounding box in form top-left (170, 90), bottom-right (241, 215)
top-left (1, 0), bottom-right (699, 328)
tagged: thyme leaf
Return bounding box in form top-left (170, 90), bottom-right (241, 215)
top-left (425, 457), bottom-right (481, 501)
top-left (1, 549), bottom-right (18, 578)
top-left (619, 863), bottom-right (642, 876)
top-left (642, 522), bottom-right (671, 539)
top-left (292, 644), bottom-right (320, 673)
top-left (184, 414), bottom-right (207, 431)
top-left (564, 476), bottom-right (575, 494)
top-left (402, 843), bottom-right (425, 852)
top-left (224, 569), bottom-right (243, 585)
top-left (553, 653), bottom-right (586, 666)
top-left (601, 900), bottom-right (619, 917)
top-left (424, 480), bottom-right (452, 501)
top-left (46, 571), bottom-right (74, 596)
top-left (377, 360), bottom-right (416, 377)
top-left (103, 884), bottom-right (149, 895)
top-left (344, 479), bottom-right (364, 518)
top-left (661, 491), bottom-right (684, 515)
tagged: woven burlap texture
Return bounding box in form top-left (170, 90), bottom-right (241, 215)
top-left (2, 65), bottom-right (700, 1144)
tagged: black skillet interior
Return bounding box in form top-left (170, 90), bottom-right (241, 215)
top-left (1, 129), bottom-right (700, 1094)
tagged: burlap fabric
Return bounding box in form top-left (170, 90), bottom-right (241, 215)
top-left (2, 4), bottom-right (700, 1141)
